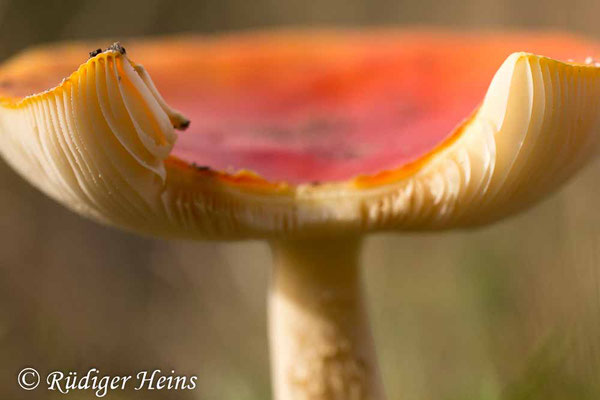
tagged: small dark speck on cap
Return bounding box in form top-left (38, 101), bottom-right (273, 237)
top-left (191, 163), bottom-right (210, 171)
top-left (89, 48), bottom-right (102, 58)
top-left (177, 119), bottom-right (191, 130)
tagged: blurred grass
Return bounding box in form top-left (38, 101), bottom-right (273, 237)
top-left (2, 0), bottom-right (600, 399)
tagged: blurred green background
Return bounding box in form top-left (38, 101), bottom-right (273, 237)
top-left (2, 0), bottom-right (600, 399)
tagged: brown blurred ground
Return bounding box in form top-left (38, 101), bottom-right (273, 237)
top-left (2, 0), bottom-right (600, 399)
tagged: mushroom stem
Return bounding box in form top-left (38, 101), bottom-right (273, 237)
top-left (269, 237), bottom-right (385, 400)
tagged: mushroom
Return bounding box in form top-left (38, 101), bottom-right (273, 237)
top-left (1, 30), bottom-right (600, 399)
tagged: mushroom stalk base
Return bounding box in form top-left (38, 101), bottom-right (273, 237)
top-left (269, 237), bottom-right (385, 400)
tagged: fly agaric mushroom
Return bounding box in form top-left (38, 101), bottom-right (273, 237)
top-left (1, 30), bottom-right (600, 399)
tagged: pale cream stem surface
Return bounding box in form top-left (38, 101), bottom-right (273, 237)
top-left (269, 237), bottom-right (385, 400)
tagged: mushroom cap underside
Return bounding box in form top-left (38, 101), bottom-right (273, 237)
top-left (1, 30), bottom-right (600, 239)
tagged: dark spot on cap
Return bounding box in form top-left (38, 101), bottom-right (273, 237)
top-left (191, 163), bottom-right (210, 172)
top-left (176, 119), bottom-right (190, 130)
top-left (310, 180), bottom-right (322, 186)
top-left (0, 80), bottom-right (13, 88)
top-left (89, 48), bottom-right (102, 58)
top-left (107, 42), bottom-right (126, 55)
